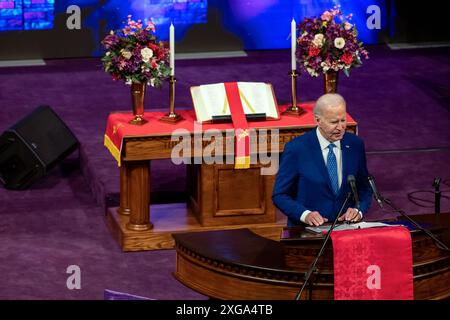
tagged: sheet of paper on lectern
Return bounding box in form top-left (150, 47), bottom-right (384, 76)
top-left (306, 221), bottom-right (396, 234)
top-left (190, 82), bottom-right (280, 123)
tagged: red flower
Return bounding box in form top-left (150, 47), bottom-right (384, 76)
top-left (308, 46), bottom-right (320, 57)
top-left (341, 52), bottom-right (353, 65)
top-left (148, 42), bottom-right (159, 51)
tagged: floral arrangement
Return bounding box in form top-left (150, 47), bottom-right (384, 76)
top-left (296, 6), bottom-right (369, 77)
top-left (101, 15), bottom-right (171, 87)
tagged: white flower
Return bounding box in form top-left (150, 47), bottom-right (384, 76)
top-left (321, 62), bottom-right (330, 72)
top-left (313, 33), bottom-right (325, 48)
top-left (125, 79), bottom-right (132, 85)
top-left (307, 68), bottom-right (319, 77)
top-left (141, 47), bottom-right (154, 63)
top-left (334, 37), bottom-right (345, 49)
top-left (149, 78), bottom-right (156, 87)
top-left (122, 50), bottom-right (132, 60)
top-left (106, 51), bottom-right (110, 56)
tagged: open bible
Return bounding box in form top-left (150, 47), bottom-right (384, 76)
top-left (190, 82), bottom-right (280, 123)
top-left (305, 221), bottom-right (395, 234)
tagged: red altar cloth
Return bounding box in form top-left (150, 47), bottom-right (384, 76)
top-left (104, 103), bottom-right (357, 165)
top-left (330, 226), bottom-right (414, 300)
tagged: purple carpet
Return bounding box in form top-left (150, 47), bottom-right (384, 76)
top-left (0, 45), bottom-right (449, 299)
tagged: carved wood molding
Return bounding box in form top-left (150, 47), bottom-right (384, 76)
top-left (175, 242), bottom-right (324, 285)
top-left (122, 125), bottom-right (358, 161)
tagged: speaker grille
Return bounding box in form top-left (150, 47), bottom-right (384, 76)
top-left (0, 105), bottom-right (78, 189)
top-left (10, 105), bottom-right (79, 171)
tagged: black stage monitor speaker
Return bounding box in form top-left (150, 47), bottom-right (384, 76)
top-left (0, 105), bottom-right (79, 190)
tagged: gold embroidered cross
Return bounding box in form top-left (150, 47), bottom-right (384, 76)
top-left (237, 129), bottom-right (249, 141)
top-left (113, 123), bottom-right (124, 134)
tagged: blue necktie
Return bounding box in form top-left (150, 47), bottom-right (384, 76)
top-left (327, 143), bottom-right (339, 194)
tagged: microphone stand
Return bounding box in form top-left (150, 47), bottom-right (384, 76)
top-left (433, 178), bottom-right (441, 215)
top-left (295, 192), bottom-right (353, 300)
top-left (381, 196), bottom-right (449, 251)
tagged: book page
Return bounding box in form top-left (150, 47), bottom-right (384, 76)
top-left (199, 83), bottom-right (230, 118)
top-left (237, 82), bottom-right (278, 119)
top-left (265, 84), bottom-right (279, 119)
top-left (190, 86), bottom-right (208, 123)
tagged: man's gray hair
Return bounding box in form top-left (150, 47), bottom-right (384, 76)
top-left (313, 93), bottom-right (346, 117)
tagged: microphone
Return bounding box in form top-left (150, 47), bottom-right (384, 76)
top-left (347, 175), bottom-right (360, 210)
top-left (368, 175), bottom-right (383, 208)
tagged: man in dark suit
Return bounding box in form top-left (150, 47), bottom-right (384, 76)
top-left (272, 93), bottom-right (372, 227)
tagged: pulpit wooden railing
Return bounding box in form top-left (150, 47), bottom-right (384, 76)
top-left (173, 213), bottom-right (450, 300)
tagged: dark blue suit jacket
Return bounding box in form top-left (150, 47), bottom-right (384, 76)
top-left (272, 129), bottom-right (372, 226)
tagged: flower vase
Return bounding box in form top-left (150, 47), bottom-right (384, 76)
top-left (323, 70), bottom-right (339, 94)
top-left (129, 82), bottom-right (148, 125)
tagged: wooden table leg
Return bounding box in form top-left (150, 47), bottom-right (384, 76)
top-left (126, 160), bottom-right (153, 231)
top-left (117, 165), bottom-right (131, 216)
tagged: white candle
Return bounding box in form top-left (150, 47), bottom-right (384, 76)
top-left (170, 23), bottom-right (175, 76)
top-left (291, 18), bottom-right (296, 71)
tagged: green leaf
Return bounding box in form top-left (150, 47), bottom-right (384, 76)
top-left (343, 68), bottom-right (350, 77)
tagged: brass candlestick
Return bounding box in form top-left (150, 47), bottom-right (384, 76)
top-left (159, 75), bottom-right (184, 123)
top-left (282, 70), bottom-right (305, 116)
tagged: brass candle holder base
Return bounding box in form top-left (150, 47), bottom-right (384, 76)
top-left (282, 70), bottom-right (305, 117)
top-left (159, 75), bottom-right (184, 124)
top-left (159, 112), bottom-right (184, 123)
top-left (129, 115), bottom-right (148, 125)
top-left (282, 106), bottom-right (306, 116)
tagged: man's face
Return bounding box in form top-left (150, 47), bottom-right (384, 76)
top-left (316, 104), bottom-right (347, 142)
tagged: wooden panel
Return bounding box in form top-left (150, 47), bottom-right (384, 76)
top-left (414, 267), bottom-right (450, 299)
top-left (121, 126), bottom-right (357, 161)
top-left (175, 253), bottom-right (303, 300)
top-left (215, 166), bottom-right (264, 214)
top-left (187, 164), bottom-right (200, 215)
top-left (189, 163), bottom-right (276, 227)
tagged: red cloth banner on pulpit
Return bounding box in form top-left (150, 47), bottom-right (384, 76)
top-left (330, 226), bottom-right (413, 300)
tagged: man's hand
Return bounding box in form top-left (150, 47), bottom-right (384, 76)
top-left (338, 207), bottom-right (362, 222)
top-left (305, 211), bottom-right (328, 226)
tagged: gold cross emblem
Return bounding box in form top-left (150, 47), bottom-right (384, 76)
top-left (112, 123), bottom-right (124, 134)
top-left (237, 129), bottom-right (249, 141)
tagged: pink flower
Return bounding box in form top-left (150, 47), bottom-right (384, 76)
top-left (321, 11), bottom-right (333, 21)
top-left (146, 21), bottom-right (156, 32)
